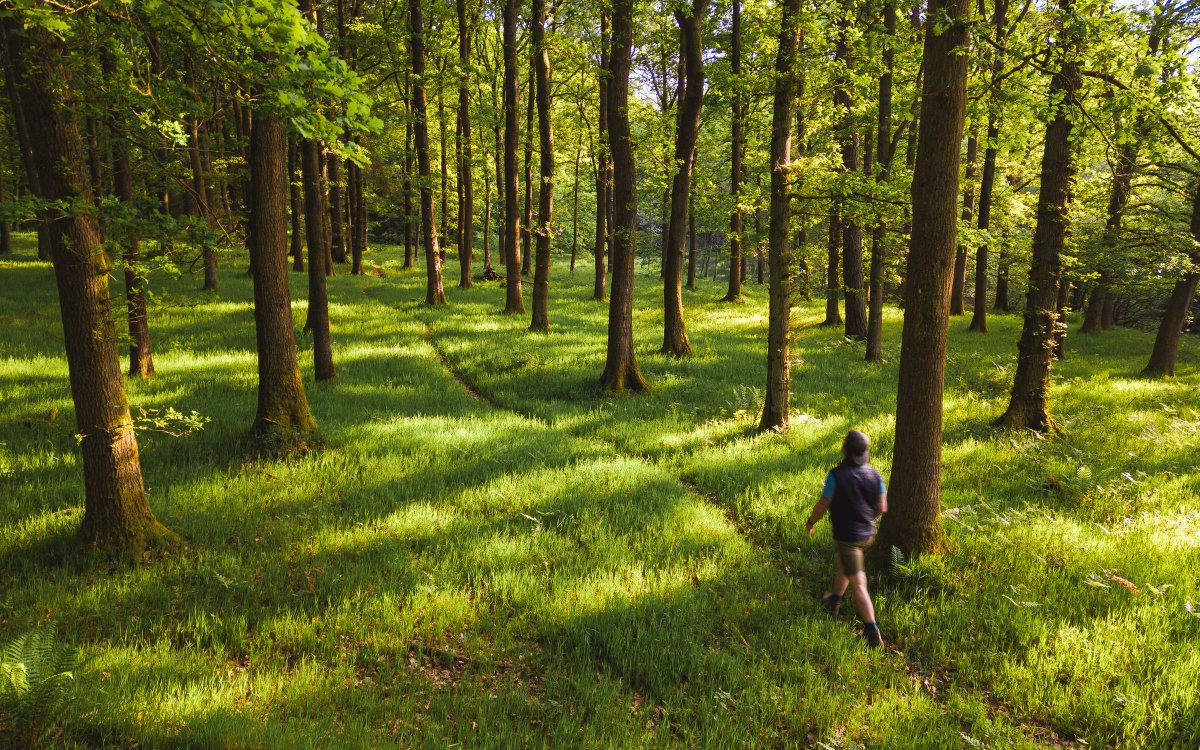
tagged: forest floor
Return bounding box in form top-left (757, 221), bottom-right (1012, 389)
top-left (2, 235), bottom-right (1199, 749)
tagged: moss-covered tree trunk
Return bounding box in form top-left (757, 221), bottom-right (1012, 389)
top-left (601, 0), bottom-right (648, 392)
top-left (873, 0), bottom-right (972, 558)
top-left (5, 18), bottom-right (173, 554)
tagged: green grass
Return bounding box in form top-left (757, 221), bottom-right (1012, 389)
top-left (2, 233), bottom-right (1198, 748)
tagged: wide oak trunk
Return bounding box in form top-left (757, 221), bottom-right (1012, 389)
top-left (873, 0), bottom-right (972, 558)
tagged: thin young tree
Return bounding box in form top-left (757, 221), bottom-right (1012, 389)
top-left (3, 17), bottom-right (173, 554)
top-left (457, 0), bottom-right (475, 288)
top-left (661, 0), bottom-right (708, 356)
top-left (600, 0), bottom-right (648, 391)
top-left (835, 3), bottom-right (866, 340)
top-left (501, 0), bottom-right (524, 312)
top-left (997, 0), bottom-right (1081, 432)
top-left (872, 0), bottom-right (972, 557)
top-left (723, 0), bottom-right (744, 303)
top-left (865, 0), bottom-right (895, 362)
top-left (529, 0), bottom-right (555, 332)
top-left (593, 11), bottom-right (611, 301)
top-left (411, 0), bottom-right (448, 305)
top-left (759, 0), bottom-right (803, 430)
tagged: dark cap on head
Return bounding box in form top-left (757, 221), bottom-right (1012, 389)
top-left (842, 430), bottom-right (870, 465)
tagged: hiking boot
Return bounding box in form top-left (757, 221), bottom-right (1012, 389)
top-left (863, 624), bottom-right (883, 649)
top-left (820, 593), bottom-right (842, 618)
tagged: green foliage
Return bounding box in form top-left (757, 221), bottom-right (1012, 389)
top-left (0, 626), bottom-right (78, 749)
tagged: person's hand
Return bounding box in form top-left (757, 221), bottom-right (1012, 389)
top-left (806, 521), bottom-right (815, 536)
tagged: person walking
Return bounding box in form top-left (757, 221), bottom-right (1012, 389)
top-left (806, 429), bottom-right (887, 648)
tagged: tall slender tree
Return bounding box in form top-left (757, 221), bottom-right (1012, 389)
top-left (759, 0), bottom-right (803, 431)
top-left (1143, 182), bottom-right (1200, 376)
top-left (661, 0), bottom-right (708, 356)
top-left (411, 0), bottom-right (448, 305)
top-left (873, 0), bottom-right (972, 557)
top-left (950, 132), bottom-right (978, 315)
top-left (865, 0), bottom-right (896, 362)
top-left (593, 12), bottom-right (611, 302)
top-left (529, 0), bottom-right (555, 331)
top-left (835, 3), bottom-right (866, 340)
top-left (502, 0), bottom-right (524, 312)
top-left (457, 0), bottom-right (475, 288)
top-left (600, 0), bottom-right (648, 391)
top-left (3, 17), bottom-right (173, 554)
top-left (997, 0), bottom-right (1081, 432)
top-left (723, 0), bottom-right (744, 303)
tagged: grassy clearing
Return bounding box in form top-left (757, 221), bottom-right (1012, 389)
top-left (2, 234), bottom-right (1198, 748)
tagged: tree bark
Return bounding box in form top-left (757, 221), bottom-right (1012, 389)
top-left (5, 18), bottom-right (173, 554)
top-left (112, 110), bottom-right (156, 380)
top-left (2, 33), bottom-right (51, 262)
top-left (248, 109), bottom-right (319, 441)
top-left (723, 0), bottom-right (744, 302)
top-left (823, 202), bottom-right (843, 325)
top-left (521, 65), bottom-right (536, 277)
top-left (950, 131), bottom-right (978, 315)
top-left (328, 151), bottom-right (346, 264)
top-left (289, 140), bottom-right (305, 272)
top-left (188, 118), bottom-right (219, 291)
top-left (872, 0), bottom-right (971, 558)
top-left (866, 0), bottom-right (895, 362)
top-left (412, 0), bottom-right (447, 305)
top-left (457, 0), bottom-right (474, 288)
top-left (686, 194), bottom-right (697, 290)
top-left (759, 0), bottom-right (802, 431)
top-left (403, 89), bottom-right (416, 269)
top-left (601, 0), bottom-right (649, 392)
top-left (1143, 184), bottom-right (1200, 376)
top-left (662, 0), bottom-right (707, 356)
top-left (835, 9), bottom-right (866, 340)
top-left (529, 0), bottom-right (555, 332)
top-left (969, 123), bottom-right (998, 331)
top-left (502, 0), bottom-right (524, 311)
top-left (994, 247), bottom-right (1010, 310)
top-left (997, 0), bottom-right (1080, 432)
top-left (1080, 138), bottom-right (1137, 333)
top-left (593, 12), bottom-right (611, 301)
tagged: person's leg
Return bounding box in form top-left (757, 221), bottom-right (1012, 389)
top-left (847, 571), bottom-right (876, 623)
top-left (832, 552), bottom-right (849, 597)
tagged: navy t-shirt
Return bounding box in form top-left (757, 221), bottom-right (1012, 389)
top-left (821, 461), bottom-right (886, 542)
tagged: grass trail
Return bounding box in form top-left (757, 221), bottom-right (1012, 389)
top-left (2, 236), bottom-right (1197, 748)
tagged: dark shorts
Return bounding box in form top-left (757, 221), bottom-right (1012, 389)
top-left (835, 537), bottom-right (875, 576)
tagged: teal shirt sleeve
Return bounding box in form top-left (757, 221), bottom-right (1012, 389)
top-left (821, 472), bottom-right (835, 499)
top-left (878, 470), bottom-right (887, 495)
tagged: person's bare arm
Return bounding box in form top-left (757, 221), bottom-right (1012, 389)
top-left (877, 493), bottom-right (887, 517)
top-left (806, 497), bottom-right (831, 535)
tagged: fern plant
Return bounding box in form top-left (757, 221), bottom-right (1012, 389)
top-left (0, 626), bottom-right (78, 749)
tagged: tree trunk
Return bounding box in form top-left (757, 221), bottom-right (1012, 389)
top-left (593, 12), bottom-right (611, 301)
top-left (662, 0), bottom-right (707, 356)
top-left (521, 65), bottom-right (535, 277)
top-left (1081, 142), bottom-right (1137, 333)
top-left (759, 0), bottom-right (802, 431)
top-left (866, 0), bottom-right (895, 362)
top-left (997, 0), bottom-right (1080, 432)
top-left (112, 108), bottom-right (156, 380)
top-left (872, 0), bottom-right (971, 558)
top-left (0, 176), bottom-right (9, 255)
top-left (686, 194), bottom-right (697, 290)
top-left (188, 118), bottom-right (219, 291)
top-left (328, 151), bottom-right (346, 264)
top-left (248, 109), bottom-right (319, 441)
top-left (835, 9), bottom-right (866, 340)
top-left (823, 202), bottom-right (843, 325)
top-left (289, 140), bottom-right (305, 272)
top-left (570, 111), bottom-right (582, 274)
top-left (723, 0), bottom-right (743, 303)
top-left (950, 131), bottom-right (978, 315)
top-left (529, 0), bottom-right (554, 332)
top-left (969, 121), bottom-right (998, 332)
top-left (4, 18), bottom-right (173, 554)
top-left (403, 93), bottom-right (416, 269)
top-left (2, 34), bottom-right (51, 262)
top-left (1143, 276), bottom-right (1198, 376)
top-left (457, 0), bottom-right (474, 288)
top-left (412, 0), bottom-right (447, 305)
top-left (994, 248), bottom-right (1010, 311)
top-left (502, 0), bottom-right (524, 312)
top-left (601, 0), bottom-right (648, 392)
